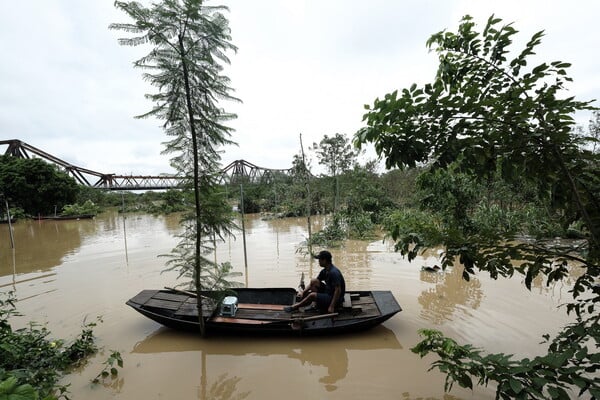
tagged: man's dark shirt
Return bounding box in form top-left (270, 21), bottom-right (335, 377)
top-left (317, 264), bottom-right (346, 301)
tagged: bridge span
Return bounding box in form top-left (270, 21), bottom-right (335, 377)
top-left (0, 139), bottom-right (294, 190)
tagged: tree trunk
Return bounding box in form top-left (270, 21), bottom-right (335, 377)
top-left (180, 35), bottom-right (205, 336)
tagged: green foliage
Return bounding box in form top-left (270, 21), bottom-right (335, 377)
top-left (111, 0), bottom-right (238, 176)
top-left (260, 181), bottom-right (294, 216)
top-left (416, 167), bottom-right (480, 229)
top-left (161, 187), bottom-right (240, 290)
top-left (0, 376), bottom-right (38, 400)
top-left (470, 202), bottom-right (565, 238)
top-left (311, 133), bottom-right (360, 177)
top-left (238, 184), bottom-right (265, 214)
top-left (379, 168), bottom-right (421, 207)
top-left (343, 210), bottom-right (376, 240)
top-left (382, 208), bottom-right (444, 255)
top-left (342, 161), bottom-right (395, 223)
top-left (144, 189), bottom-right (190, 214)
top-left (307, 213), bottom-right (346, 247)
top-left (412, 328), bottom-right (600, 399)
top-left (312, 133), bottom-right (363, 212)
top-left (0, 156), bottom-right (78, 216)
top-left (217, 155), bottom-right (393, 231)
top-left (355, 14), bottom-right (600, 398)
top-left (414, 166), bottom-right (568, 239)
top-left (61, 200), bottom-right (100, 217)
top-left (307, 209), bottom-right (377, 246)
top-left (279, 182), bottom-right (317, 217)
top-left (92, 351), bottom-right (123, 385)
top-left (357, 14), bottom-right (599, 247)
top-left (159, 189), bottom-right (189, 213)
top-left (0, 207), bottom-right (25, 222)
top-left (113, 190), bottom-right (191, 215)
top-left (163, 233), bottom-right (244, 291)
top-left (74, 187), bottom-right (113, 208)
top-left (0, 292), bottom-right (100, 399)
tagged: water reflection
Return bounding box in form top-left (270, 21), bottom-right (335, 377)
top-left (0, 211), bottom-right (184, 282)
top-left (162, 212), bottom-right (185, 234)
top-left (399, 393), bottom-right (463, 400)
top-left (132, 325), bottom-right (401, 395)
top-left (96, 373), bottom-right (125, 394)
top-left (418, 266), bottom-right (483, 325)
top-left (201, 373), bottom-right (250, 400)
top-left (0, 219), bottom-right (94, 276)
top-left (333, 239), bottom-right (374, 286)
top-left (526, 262), bottom-right (584, 296)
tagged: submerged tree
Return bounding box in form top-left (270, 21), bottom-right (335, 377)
top-left (111, 0), bottom-right (239, 335)
top-left (356, 15), bottom-right (600, 399)
top-left (312, 133), bottom-right (360, 212)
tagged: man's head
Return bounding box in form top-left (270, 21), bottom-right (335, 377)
top-left (314, 250), bottom-right (332, 267)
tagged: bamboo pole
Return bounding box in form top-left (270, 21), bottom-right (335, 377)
top-left (121, 192), bottom-right (129, 265)
top-left (240, 184), bottom-right (249, 287)
top-left (5, 200), bottom-right (14, 249)
top-left (299, 134), bottom-right (312, 256)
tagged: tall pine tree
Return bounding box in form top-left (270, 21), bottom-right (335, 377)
top-left (111, 0), bottom-right (240, 335)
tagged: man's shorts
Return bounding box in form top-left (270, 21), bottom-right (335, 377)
top-left (315, 292), bottom-right (342, 311)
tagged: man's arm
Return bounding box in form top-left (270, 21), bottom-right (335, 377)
top-left (328, 285), bottom-right (341, 313)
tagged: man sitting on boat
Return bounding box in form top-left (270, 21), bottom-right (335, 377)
top-left (284, 250), bottom-right (346, 314)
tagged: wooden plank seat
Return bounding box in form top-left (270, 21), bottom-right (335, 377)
top-left (238, 303), bottom-right (286, 311)
top-left (342, 293), bottom-right (352, 308)
top-left (144, 298), bottom-right (182, 311)
top-left (210, 316), bottom-right (276, 325)
top-left (342, 293), bottom-right (362, 315)
top-left (174, 302), bottom-right (215, 317)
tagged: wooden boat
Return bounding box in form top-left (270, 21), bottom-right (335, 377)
top-left (126, 287), bottom-right (401, 336)
top-left (38, 214), bottom-right (95, 220)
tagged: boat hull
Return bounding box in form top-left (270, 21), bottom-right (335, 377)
top-left (38, 214), bottom-right (95, 220)
top-left (126, 288), bottom-right (401, 336)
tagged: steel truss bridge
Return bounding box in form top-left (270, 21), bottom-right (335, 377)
top-left (0, 139), bottom-right (293, 190)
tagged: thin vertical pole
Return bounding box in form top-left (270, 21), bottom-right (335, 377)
top-left (299, 134), bottom-right (312, 256)
top-left (213, 232), bottom-right (217, 266)
top-left (11, 249), bottom-right (16, 290)
top-left (5, 200), bottom-right (14, 249)
top-left (240, 184), bottom-right (248, 286)
top-left (121, 193), bottom-right (128, 265)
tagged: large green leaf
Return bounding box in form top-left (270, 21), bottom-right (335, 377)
top-left (0, 377), bottom-right (38, 400)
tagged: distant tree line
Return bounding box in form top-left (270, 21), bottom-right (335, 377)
top-left (0, 155), bottom-right (79, 217)
top-left (2, 124), bottom-right (595, 245)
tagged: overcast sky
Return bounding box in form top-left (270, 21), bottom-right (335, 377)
top-left (1, 1), bottom-right (598, 176)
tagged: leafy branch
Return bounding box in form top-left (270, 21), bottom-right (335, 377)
top-left (412, 328), bottom-right (600, 399)
top-left (92, 351), bottom-right (124, 385)
top-left (356, 13), bottom-right (600, 398)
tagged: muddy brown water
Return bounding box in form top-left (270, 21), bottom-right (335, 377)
top-left (0, 211), bottom-right (577, 399)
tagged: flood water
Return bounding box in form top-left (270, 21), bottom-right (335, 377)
top-left (0, 211), bottom-right (578, 399)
